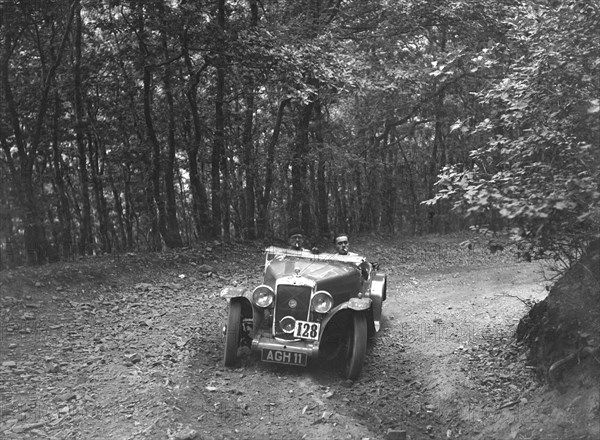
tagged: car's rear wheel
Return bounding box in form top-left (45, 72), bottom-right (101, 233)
top-left (224, 301), bottom-right (242, 367)
top-left (343, 312), bottom-right (367, 380)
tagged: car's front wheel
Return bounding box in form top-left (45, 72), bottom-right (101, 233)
top-left (224, 301), bottom-right (242, 367)
top-left (343, 312), bottom-right (367, 380)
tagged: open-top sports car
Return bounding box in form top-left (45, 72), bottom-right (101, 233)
top-left (220, 246), bottom-right (387, 380)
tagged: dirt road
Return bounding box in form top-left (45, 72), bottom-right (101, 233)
top-left (4, 235), bottom-right (592, 440)
top-left (174, 243), bottom-right (547, 440)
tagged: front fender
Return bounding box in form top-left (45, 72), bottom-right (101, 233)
top-left (320, 298), bottom-right (372, 331)
top-left (220, 286), bottom-right (251, 300)
top-left (220, 286), bottom-right (256, 329)
top-left (348, 297), bottom-right (373, 311)
top-left (367, 273), bottom-right (387, 332)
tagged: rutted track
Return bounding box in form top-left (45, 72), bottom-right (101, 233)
top-left (2, 235), bottom-right (571, 440)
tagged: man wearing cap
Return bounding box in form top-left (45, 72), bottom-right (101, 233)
top-left (288, 227), bottom-right (321, 254)
top-left (288, 227), bottom-right (305, 250)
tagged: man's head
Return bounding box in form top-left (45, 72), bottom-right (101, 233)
top-left (288, 227), bottom-right (304, 250)
top-left (335, 233), bottom-right (349, 255)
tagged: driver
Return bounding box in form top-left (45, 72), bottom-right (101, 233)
top-left (288, 227), bottom-right (320, 253)
top-left (288, 227), bottom-right (306, 250)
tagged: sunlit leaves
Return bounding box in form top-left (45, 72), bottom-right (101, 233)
top-left (429, 1), bottom-right (600, 265)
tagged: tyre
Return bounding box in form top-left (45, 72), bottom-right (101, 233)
top-left (343, 312), bottom-right (368, 380)
top-left (224, 301), bottom-right (242, 367)
top-left (320, 318), bottom-right (345, 361)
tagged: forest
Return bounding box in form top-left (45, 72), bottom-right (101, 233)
top-left (1, 0), bottom-right (598, 267)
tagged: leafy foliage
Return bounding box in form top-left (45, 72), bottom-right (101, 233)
top-left (427, 1), bottom-right (600, 267)
top-left (1, 0), bottom-right (597, 267)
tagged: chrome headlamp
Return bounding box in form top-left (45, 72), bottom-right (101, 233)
top-left (279, 316), bottom-right (296, 333)
top-left (252, 285), bottom-right (275, 308)
top-left (311, 291), bottom-right (333, 313)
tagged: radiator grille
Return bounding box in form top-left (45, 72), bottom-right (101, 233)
top-left (274, 284), bottom-right (311, 334)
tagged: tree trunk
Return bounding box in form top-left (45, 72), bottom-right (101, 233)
top-left (110, 175), bottom-right (127, 252)
top-left (141, 62), bottom-right (167, 250)
top-left (184, 85), bottom-right (211, 240)
top-left (182, 33), bottom-right (211, 241)
top-left (0, 181), bottom-right (17, 268)
top-left (332, 174), bottom-right (345, 233)
top-left (212, 75), bottom-right (223, 238)
top-left (160, 4), bottom-right (183, 248)
top-left (314, 101), bottom-right (329, 235)
top-left (123, 166), bottom-right (134, 249)
top-left (381, 145), bottom-right (397, 233)
top-left (74, 2), bottom-right (93, 255)
top-left (176, 167), bottom-right (191, 245)
top-left (213, 0), bottom-right (229, 239)
top-left (51, 93), bottom-right (72, 259)
top-left (392, 129), bottom-right (419, 235)
top-left (242, 87), bottom-right (256, 240)
top-left (257, 98), bottom-right (290, 238)
top-left (22, 192), bottom-right (49, 265)
top-left (241, 0), bottom-right (259, 240)
top-left (188, 142), bottom-right (210, 241)
top-left (426, 26), bottom-right (447, 233)
top-left (352, 168), bottom-right (362, 232)
top-left (290, 102), bottom-right (313, 232)
top-left (142, 148), bottom-right (162, 251)
top-left (21, 170), bottom-right (49, 265)
top-left (88, 133), bottom-right (112, 253)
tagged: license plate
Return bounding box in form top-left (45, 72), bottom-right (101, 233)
top-left (293, 320), bottom-right (320, 340)
top-left (261, 349), bottom-right (307, 366)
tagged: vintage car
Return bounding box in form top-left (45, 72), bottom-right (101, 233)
top-left (220, 246), bottom-right (387, 380)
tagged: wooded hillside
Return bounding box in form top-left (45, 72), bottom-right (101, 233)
top-left (1, 0), bottom-right (598, 267)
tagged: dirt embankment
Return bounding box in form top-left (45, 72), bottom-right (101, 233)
top-left (517, 239), bottom-right (600, 376)
top-left (0, 234), bottom-right (598, 439)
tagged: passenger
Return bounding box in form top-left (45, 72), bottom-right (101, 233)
top-left (335, 233), bottom-right (370, 278)
top-left (334, 233), bottom-right (355, 256)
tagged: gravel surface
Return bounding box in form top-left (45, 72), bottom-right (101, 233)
top-left (2, 234), bottom-right (597, 439)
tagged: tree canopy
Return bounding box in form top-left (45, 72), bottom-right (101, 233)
top-left (1, 0), bottom-right (598, 267)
